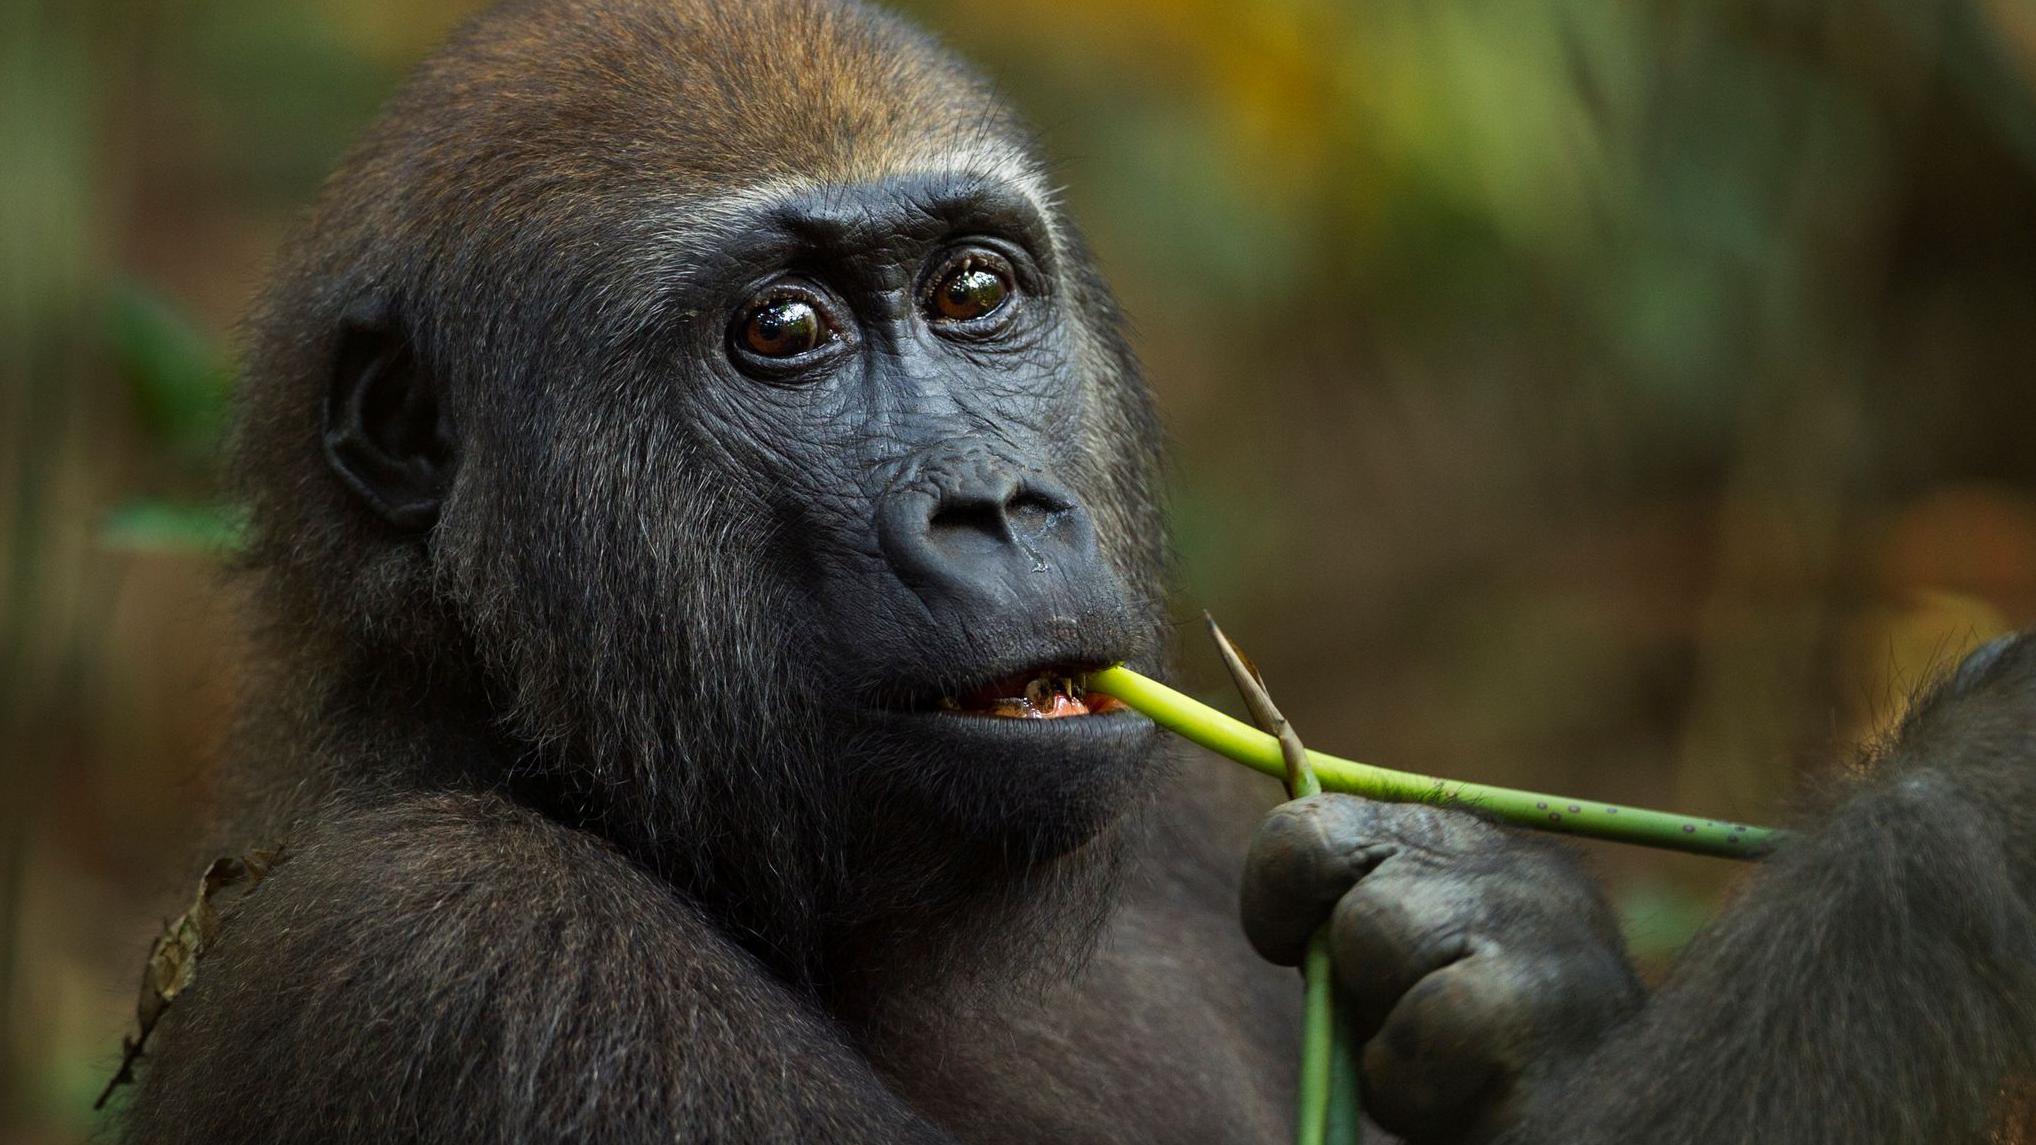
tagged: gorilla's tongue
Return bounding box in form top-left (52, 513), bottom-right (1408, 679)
top-left (943, 671), bottom-right (1127, 719)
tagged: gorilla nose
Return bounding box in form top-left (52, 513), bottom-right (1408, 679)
top-left (877, 455), bottom-right (1102, 610)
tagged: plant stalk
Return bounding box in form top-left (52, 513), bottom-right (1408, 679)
top-left (1203, 621), bottom-right (1360, 1145)
top-left (1296, 932), bottom-right (1338, 1145)
top-left (1089, 665), bottom-right (1779, 860)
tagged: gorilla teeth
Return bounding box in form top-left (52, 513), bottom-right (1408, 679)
top-left (1023, 675), bottom-right (1068, 707)
top-left (941, 670), bottom-right (1103, 719)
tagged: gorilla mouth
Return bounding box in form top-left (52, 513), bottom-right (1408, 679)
top-left (934, 668), bottom-right (1129, 720)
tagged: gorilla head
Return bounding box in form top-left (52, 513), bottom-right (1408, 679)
top-left (228, 0), bottom-right (1170, 974)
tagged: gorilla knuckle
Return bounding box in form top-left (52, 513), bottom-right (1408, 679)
top-left (1251, 794), bottom-right (1625, 998)
top-left (1331, 876), bottom-right (1476, 969)
top-left (1308, 832), bottom-right (1635, 1137)
top-left (1261, 794), bottom-right (1509, 866)
top-left (1391, 960), bottom-right (1535, 1058)
top-left (1360, 965), bottom-right (1520, 1142)
top-left (1253, 795), bottom-right (1396, 874)
top-left (1242, 796), bottom-right (1419, 965)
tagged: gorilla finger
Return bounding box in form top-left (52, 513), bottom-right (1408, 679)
top-left (1243, 795), bottom-right (1520, 966)
top-left (1241, 795), bottom-right (1416, 965)
top-left (1325, 869), bottom-right (1484, 1040)
top-left (1359, 959), bottom-right (1535, 1144)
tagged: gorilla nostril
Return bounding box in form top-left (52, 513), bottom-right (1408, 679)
top-left (880, 461), bottom-right (1100, 601)
top-left (1006, 490), bottom-right (1061, 537)
top-left (925, 484), bottom-right (1069, 541)
top-left (929, 499), bottom-right (1012, 540)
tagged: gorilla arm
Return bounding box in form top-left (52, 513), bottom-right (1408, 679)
top-left (1519, 635), bottom-right (2036, 1145)
top-left (1246, 634), bottom-right (2036, 1145)
top-left (119, 790), bottom-right (953, 1145)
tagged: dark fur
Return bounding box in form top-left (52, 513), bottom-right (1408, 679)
top-left (217, 0), bottom-right (1167, 981)
top-left (121, 0), bottom-right (1294, 1140)
top-left (1503, 637), bottom-right (2036, 1143)
top-left (116, 0), bottom-right (2036, 1142)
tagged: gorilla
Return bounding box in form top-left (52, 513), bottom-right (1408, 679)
top-left (117, 0), bottom-right (2036, 1141)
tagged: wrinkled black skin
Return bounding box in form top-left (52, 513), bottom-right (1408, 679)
top-left (1243, 802), bottom-right (1642, 1142)
top-left (113, 1), bottom-right (2036, 1142)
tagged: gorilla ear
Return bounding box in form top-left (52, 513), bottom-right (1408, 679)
top-left (323, 303), bottom-right (455, 531)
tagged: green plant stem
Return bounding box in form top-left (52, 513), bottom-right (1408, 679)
top-left (1296, 932), bottom-right (1337, 1145)
top-left (1202, 619), bottom-right (1359, 1144)
top-left (1324, 1016), bottom-right (1363, 1145)
top-left (1090, 666), bottom-right (1780, 859)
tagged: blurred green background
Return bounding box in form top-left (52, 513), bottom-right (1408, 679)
top-left (7, 0), bottom-right (2036, 1137)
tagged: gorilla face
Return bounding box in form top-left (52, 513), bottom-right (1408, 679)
top-left (281, 1), bottom-right (1171, 881)
top-left (672, 173), bottom-right (1169, 856)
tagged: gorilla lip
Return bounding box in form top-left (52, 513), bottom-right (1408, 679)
top-left (936, 668), bottom-right (1128, 719)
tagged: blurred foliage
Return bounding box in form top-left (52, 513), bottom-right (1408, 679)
top-left (100, 283), bottom-right (241, 554)
top-left (7, 0), bottom-right (2036, 1138)
top-left (105, 284), bottom-right (231, 466)
top-left (97, 503), bottom-right (246, 557)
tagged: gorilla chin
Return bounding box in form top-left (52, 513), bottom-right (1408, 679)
top-left (859, 711), bottom-right (1160, 864)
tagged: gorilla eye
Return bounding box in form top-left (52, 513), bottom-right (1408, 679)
top-left (929, 254), bottom-right (1013, 325)
top-left (738, 296), bottom-right (829, 359)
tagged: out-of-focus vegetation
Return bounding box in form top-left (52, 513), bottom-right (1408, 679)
top-left (5, 0), bottom-right (2035, 1137)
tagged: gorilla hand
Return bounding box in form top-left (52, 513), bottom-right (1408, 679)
top-left (1242, 796), bottom-right (1642, 1144)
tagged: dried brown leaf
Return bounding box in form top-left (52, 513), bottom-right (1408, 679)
top-left (95, 845), bottom-right (284, 1110)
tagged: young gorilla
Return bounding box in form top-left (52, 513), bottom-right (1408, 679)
top-left (117, 0), bottom-right (2036, 1142)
